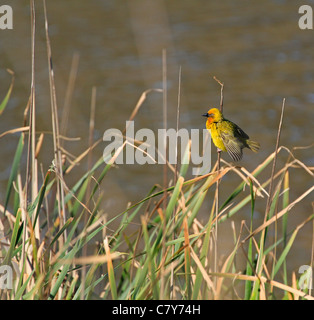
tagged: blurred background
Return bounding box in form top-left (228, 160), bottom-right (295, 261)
top-left (0, 0), bottom-right (313, 273)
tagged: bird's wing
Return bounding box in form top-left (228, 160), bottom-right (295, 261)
top-left (220, 130), bottom-right (243, 161)
top-left (234, 124), bottom-right (249, 139)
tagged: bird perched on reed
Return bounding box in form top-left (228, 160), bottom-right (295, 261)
top-left (203, 108), bottom-right (260, 161)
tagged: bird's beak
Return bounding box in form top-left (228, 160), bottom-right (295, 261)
top-left (202, 113), bottom-right (209, 117)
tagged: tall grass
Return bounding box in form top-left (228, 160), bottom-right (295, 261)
top-left (0, 2), bottom-right (314, 300)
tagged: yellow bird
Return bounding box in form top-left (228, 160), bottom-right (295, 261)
top-left (203, 108), bottom-right (260, 161)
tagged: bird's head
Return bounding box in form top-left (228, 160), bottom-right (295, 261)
top-left (202, 108), bottom-right (223, 123)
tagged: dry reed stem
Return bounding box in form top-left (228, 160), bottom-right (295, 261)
top-left (65, 252), bottom-right (122, 265)
top-left (43, 0), bottom-right (67, 248)
top-left (220, 160), bottom-right (268, 197)
top-left (212, 76), bottom-right (224, 284)
top-left (160, 48), bottom-right (168, 299)
top-left (0, 126), bottom-right (30, 139)
top-left (65, 139), bottom-right (102, 174)
top-left (243, 185), bottom-right (314, 243)
top-left (210, 272), bottom-right (314, 300)
top-left (123, 88), bottom-right (163, 134)
top-left (24, 0), bottom-right (39, 240)
top-left (190, 245), bottom-right (216, 296)
top-left (80, 86), bottom-right (97, 299)
top-left (264, 98), bottom-right (285, 220)
top-left (60, 52), bottom-right (80, 139)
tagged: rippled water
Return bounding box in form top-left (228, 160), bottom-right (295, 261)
top-left (0, 0), bottom-right (313, 272)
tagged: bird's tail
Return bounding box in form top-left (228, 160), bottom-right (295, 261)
top-left (247, 139), bottom-right (260, 153)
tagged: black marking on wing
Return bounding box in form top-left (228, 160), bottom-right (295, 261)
top-left (234, 124), bottom-right (249, 139)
